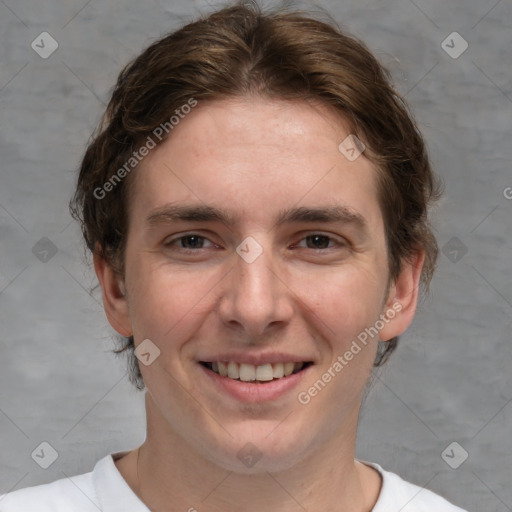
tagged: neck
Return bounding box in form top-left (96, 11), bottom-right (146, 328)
top-left (119, 394), bottom-right (381, 512)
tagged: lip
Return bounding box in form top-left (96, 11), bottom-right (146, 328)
top-left (198, 361), bottom-right (313, 403)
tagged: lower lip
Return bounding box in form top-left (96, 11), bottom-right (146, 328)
top-left (198, 363), bottom-right (312, 403)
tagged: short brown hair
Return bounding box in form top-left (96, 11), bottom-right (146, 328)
top-left (70, 0), bottom-right (443, 391)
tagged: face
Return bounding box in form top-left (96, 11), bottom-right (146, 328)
top-left (98, 96), bottom-right (420, 473)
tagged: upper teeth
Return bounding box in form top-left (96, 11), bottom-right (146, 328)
top-left (211, 361), bottom-right (305, 381)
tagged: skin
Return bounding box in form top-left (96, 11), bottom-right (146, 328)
top-left (94, 96), bottom-right (424, 512)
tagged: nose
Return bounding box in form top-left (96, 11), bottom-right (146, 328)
top-left (217, 236), bottom-right (294, 339)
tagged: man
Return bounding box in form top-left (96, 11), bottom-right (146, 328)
top-left (0, 2), bottom-right (468, 510)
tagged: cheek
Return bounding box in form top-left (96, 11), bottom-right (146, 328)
top-left (299, 265), bottom-right (386, 342)
top-left (125, 259), bottom-right (218, 343)
top-left (303, 271), bottom-right (384, 399)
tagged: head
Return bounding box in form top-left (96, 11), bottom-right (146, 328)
top-left (70, 1), bottom-right (442, 471)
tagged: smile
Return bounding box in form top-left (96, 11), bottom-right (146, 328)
top-left (200, 361), bottom-right (313, 382)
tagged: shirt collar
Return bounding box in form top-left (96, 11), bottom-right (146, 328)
top-left (93, 452), bottom-right (390, 511)
top-left (92, 451), bottom-right (150, 512)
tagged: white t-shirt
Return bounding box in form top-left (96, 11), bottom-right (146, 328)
top-left (0, 451), bottom-right (468, 512)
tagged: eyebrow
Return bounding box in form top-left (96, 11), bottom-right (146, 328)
top-left (146, 203), bottom-right (368, 233)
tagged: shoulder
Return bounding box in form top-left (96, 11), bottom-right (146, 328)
top-left (0, 451), bottom-right (145, 512)
top-left (366, 461), bottom-right (469, 512)
top-left (0, 471), bottom-right (98, 512)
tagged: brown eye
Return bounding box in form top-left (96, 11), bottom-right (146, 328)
top-left (164, 234), bottom-right (214, 251)
top-left (305, 234), bottom-right (332, 249)
top-left (295, 233), bottom-right (344, 251)
top-left (178, 235), bottom-right (206, 249)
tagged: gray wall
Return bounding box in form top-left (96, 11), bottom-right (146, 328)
top-left (1, 1), bottom-right (511, 510)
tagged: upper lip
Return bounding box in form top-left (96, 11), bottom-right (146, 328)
top-left (198, 352), bottom-right (315, 366)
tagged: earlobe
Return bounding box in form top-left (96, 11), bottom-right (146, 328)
top-left (93, 245), bottom-right (133, 337)
top-left (378, 248), bottom-right (425, 342)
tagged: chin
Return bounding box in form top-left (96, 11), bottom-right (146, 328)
top-left (203, 427), bottom-right (311, 474)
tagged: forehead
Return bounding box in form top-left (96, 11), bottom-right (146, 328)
top-left (128, 96), bottom-right (384, 235)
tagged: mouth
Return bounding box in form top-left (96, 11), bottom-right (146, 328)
top-left (200, 361), bottom-right (314, 383)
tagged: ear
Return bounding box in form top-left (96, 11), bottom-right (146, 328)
top-left (93, 244), bottom-right (133, 337)
top-left (378, 248), bottom-right (425, 342)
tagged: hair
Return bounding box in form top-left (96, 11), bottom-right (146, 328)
top-left (69, 0), bottom-right (443, 391)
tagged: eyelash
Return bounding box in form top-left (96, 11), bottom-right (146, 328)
top-left (164, 233), bottom-right (346, 253)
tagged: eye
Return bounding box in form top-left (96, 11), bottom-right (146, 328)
top-left (294, 233), bottom-right (345, 250)
top-left (164, 234), bottom-right (215, 251)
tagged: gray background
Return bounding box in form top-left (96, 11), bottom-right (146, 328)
top-left (0, 0), bottom-right (511, 510)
